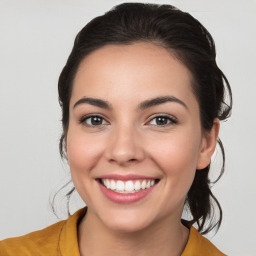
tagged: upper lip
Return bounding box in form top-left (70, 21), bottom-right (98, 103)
top-left (97, 174), bottom-right (160, 181)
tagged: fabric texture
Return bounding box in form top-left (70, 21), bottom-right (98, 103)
top-left (0, 208), bottom-right (226, 256)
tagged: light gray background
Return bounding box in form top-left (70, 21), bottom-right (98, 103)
top-left (0, 0), bottom-right (255, 255)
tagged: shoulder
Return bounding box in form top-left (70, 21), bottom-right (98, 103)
top-left (182, 226), bottom-right (226, 256)
top-left (0, 219), bottom-right (65, 256)
top-left (0, 208), bottom-right (86, 256)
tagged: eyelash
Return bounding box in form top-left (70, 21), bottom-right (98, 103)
top-left (147, 114), bottom-right (177, 126)
top-left (79, 114), bottom-right (108, 128)
top-left (79, 114), bottom-right (177, 128)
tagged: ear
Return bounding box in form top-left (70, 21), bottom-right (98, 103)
top-left (196, 118), bottom-right (220, 170)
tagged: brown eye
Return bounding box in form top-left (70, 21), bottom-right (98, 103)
top-left (156, 117), bottom-right (169, 125)
top-left (149, 115), bottom-right (177, 126)
top-left (81, 115), bottom-right (108, 126)
top-left (90, 116), bottom-right (103, 125)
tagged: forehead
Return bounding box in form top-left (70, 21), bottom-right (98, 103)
top-left (71, 42), bottom-right (196, 108)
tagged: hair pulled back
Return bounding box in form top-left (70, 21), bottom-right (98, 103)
top-left (57, 3), bottom-right (232, 234)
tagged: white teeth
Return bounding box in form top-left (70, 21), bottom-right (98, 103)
top-left (106, 179), bottom-right (111, 189)
top-left (116, 180), bottom-right (125, 191)
top-left (110, 180), bottom-right (116, 190)
top-left (125, 181), bottom-right (134, 192)
top-left (134, 180), bottom-right (141, 191)
top-left (101, 179), bottom-right (157, 193)
top-left (141, 180), bottom-right (146, 189)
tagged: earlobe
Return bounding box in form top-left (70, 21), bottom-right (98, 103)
top-left (196, 118), bottom-right (220, 170)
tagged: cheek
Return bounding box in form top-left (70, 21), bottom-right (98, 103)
top-left (66, 130), bottom-right (104, 176)
top-left (148, 133), bottom-right (200, 187)
top-left (66, 130), bottom-right (106, 204)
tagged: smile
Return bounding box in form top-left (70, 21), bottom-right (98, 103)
top-left (97, 176), bottom-right (160, 203)
top-left (100, 179), bottom-right (157, 193)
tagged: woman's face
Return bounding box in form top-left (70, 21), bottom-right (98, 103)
top-left (66, 42), bottom-right (216, 232)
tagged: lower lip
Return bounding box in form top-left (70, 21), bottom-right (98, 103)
top-left (98, 182), bottom-right (156, 204)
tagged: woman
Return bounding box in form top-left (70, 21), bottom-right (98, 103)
top-left (0, 3), bottom-right (232, 255)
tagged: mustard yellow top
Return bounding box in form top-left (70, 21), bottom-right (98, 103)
top-left (0, 208), bottom-right (226, 256)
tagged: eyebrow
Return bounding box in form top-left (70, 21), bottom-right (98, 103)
top-left (73, 96), bottom-right (188, 111)
top-left (138, 96), bottom-right (188, 110)
top-left (73, 97), bottom-right (112, 110)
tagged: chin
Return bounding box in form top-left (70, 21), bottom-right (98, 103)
top-left (100, 209), bottom-right (154, 233)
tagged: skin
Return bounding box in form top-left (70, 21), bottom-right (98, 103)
top-left (66, 42), bottom-right (219, 256)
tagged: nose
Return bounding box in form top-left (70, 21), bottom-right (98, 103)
top-left (105, 124), bottom-right (145, 166)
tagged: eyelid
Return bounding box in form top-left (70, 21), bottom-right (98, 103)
top-left (79, 114), bottom-right (109, 127)
top-left (78, 113), bottom-right (177, 128)
top-left (146, 114), bottom-right (178, 126)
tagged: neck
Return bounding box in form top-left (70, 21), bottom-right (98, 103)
top-left (78, 208), bottom-right (189, 256)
